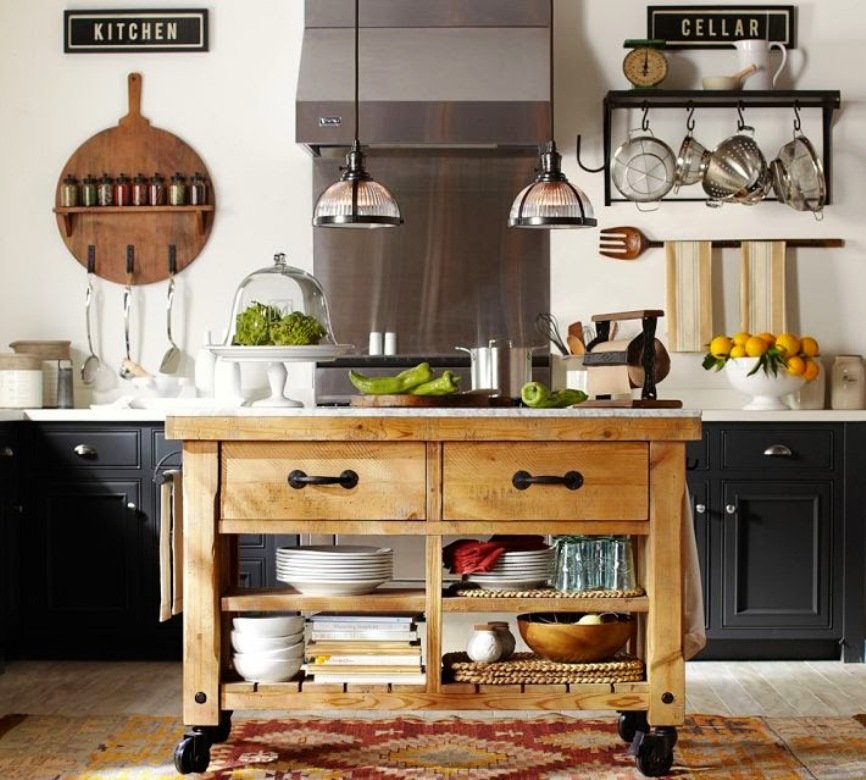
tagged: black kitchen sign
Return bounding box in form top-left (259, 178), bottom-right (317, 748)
top-left (64, 9), bottom-right (208, 53)
top-left (647, 5), bottom-right (796, 49)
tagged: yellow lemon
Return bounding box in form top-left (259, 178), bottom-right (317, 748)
top-left (729, 344), bottom-right (747, 358)
top-left (732, 331), bottom-right (751, 346)
top-left (800, 336), bottom-right (820, 357)
top-left (786, 355), bottom-right (806, 376)
top-left (775, 333), bottom-right (801, 357)
top-left (803, 359), bottom-right (820, 381)
top-left (744, 336), bottom-right (769, 357)
top-left (756, 331), bottom-right (776, 346)
top-left (709, 335), bottom-right (733, 358)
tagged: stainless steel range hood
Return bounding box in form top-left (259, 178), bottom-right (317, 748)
top-left (296, 0), bottom-right (550, 153)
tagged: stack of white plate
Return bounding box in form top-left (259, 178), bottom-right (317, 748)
top-left (465, 547), bottom-right (555, 591)
top-left (276, 545), bottom-right (393, 596)
top-left (231, 614), bottom-right (305, 682)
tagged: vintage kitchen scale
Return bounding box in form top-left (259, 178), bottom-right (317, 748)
top-left (582, 309), bottom-right (681, 407)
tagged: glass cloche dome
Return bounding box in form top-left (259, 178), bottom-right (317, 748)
top-left (222, 253), bottom-right (338, 346)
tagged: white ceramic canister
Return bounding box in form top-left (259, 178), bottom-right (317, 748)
top-left (466, 623), bottom-right (503, 663)
top-left (0, 354), bottom-right (44, 408)
top-left (488, 621), bottom-right (516, 660)
top-left (830, 355), bottom-right (866, 410)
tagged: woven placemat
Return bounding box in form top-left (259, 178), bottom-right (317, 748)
top-left (443, 652), bottom-right (645, 685)
top-left (446, 584), bottom-right (645, 599)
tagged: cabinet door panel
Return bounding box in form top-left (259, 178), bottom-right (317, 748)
top-left (721, 480), bottom-right (833, 630)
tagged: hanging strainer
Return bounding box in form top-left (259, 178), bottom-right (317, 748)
top-left (673, 107), bottom-right (709, 192)
top-left (702, 125), bottom-right (768, 205)
top-left (771, 133), bottom-right (826, 218)
top-left (612, 128), bottom-right (676, 204)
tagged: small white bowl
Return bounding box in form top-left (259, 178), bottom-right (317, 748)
top-left (230, 629), bottom-right (304, 653)
top-left (232, 614), bottom-right (305, 637)
top-left (233, 642), bottom-right (304, 661)
top-left (724, 357), bottom-right (805, 410)
top-left (233, 654), bottom-right (302, 683)
top-left (702, 75), bottom-right (742, 90)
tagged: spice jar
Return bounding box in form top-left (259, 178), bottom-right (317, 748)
top-left (149, 173), bottom-right (166, 206)
top-left (189, 171), bottom-right (207, 205)
top-left (830, 355), bottom-right (866, 410)
top-left (60, 174), bottom-right (79, 207)
top-left (114, 173), bottom-right (131, 206)
top-left (132, 173), bottom-right (148, 206)
top-left (81, 174), bottom-right (98, 207)
top-left (466, 623), bottom-right (503, 663)
top-left (97, 173), bottom-right (114, 206)
top-left (168, 172), bottom-right (187, 205)
top-left (488, 622), bottom-right (516, 660)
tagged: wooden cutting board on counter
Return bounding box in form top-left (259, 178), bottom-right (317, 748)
top-left (350, 392), bottom-right (513, 408)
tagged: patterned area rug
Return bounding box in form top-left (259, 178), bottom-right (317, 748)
top-left (2, 711), bottom-right (866, 778)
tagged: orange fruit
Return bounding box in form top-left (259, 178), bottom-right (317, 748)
top-left (775, 333), bottom-right (801, 357)
top-left (744, 336), bottom-right (769, 357)
top-left (786, 355), bottom-right (806, 376)
top-left (732, 331), bottom-right (751, 346)
top-left (800, 337), bottom-right (820, 357)
top-left (803, 360), bottom-right (820, 381)
top-left (709, 335), bottom-right (732, 358)
top-left (729, 344), bottom-right (747, 358)
top-left (756, 332), bottom-right (776, 346)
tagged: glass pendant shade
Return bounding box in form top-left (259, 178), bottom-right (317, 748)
top-left (509, 142), bottom-right (596, 228)
top-left (313, 143), bottom-right (402, 228)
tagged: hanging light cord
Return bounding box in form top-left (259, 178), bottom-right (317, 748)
top-left (353, 0), bottom-right (360, 145)
top-left (548, 0), bottom-right (555, 144)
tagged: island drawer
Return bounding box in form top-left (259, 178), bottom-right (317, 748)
top-left (220, 441), bottom-right (427, 521)
top-left (32, 427), bottom-right (142, 469)
top-left (441, 442), bottom-right (648, 521)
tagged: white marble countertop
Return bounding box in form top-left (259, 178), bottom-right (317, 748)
top-left (3, 406), bottom-right (866, 423)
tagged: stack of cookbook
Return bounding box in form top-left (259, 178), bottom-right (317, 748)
top-left (304, 613), bottom-right (425, 684)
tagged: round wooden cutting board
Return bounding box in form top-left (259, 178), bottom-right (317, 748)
top-left (54, 73), bottom-right (215, 285)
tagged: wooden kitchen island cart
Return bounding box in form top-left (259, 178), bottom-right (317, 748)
top-left (166, 409), bottom-right (701, 776)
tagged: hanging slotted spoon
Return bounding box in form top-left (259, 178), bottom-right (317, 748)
top-left (81, 245), bottom-right (102, 384)
top-left (159, 245), bottom-right (181, 374)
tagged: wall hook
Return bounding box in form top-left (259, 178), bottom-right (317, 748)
top-left (575, 134), bottom-right (605, 174)
top-left (641, 103), bottom-right (650, 132)
top-left (686, 104), bottom-right (696, 133)
top-left (793, 101), bottom-right (802, 134)
top-left (736, 102), bottom-right (745, 130)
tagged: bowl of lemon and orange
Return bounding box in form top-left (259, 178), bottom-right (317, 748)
top-left (703, 331), bottom-right (820, 410)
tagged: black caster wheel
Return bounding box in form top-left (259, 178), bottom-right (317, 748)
top-left (635, 732), bottom-right (674, 777)
top-left (655, 724), bottom-right (678, 749)
top-left (203, 710), bottom-right (233, 744)
top-left (173, 730), bottom-right (211, 774)
top-left (617, 710), bottom-right (649, 743)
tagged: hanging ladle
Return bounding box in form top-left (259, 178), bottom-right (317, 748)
top-left (159, 245), bottom-right (181, 374)
top-left (80, 245), bottom-right (102, 384)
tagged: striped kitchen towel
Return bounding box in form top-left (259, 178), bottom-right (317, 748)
top-left (665, 240), bottom-right (713, 352)
top-left (740, 241), bottom-right (787, 335)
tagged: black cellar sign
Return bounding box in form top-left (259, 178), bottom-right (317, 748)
top-left (647, 6), bottom-right (796, 49)
top-left (64, 9), bottom-right (208, 53)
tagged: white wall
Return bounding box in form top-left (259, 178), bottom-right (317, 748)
top-left (1, 0), bottom-right (864, 404)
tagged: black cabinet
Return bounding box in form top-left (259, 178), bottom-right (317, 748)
top-left (687, 422), bottom-right (863, 661)
top-left (15, 423), bottom-right (181, 659)
top-left (0, 423), bottom-right (20, 671)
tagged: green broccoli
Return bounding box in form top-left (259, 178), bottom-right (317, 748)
top-left (234, 302), bottom-right (283, 345)
top-left (269, 311), bottom-right (328, 346)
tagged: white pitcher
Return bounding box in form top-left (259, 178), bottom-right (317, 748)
top-left (734, 39), bottom-right (787, 89)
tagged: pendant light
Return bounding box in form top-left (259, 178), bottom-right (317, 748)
top-left (509, 0), bottom-right (595, 229)
top-left (313, 0), bottom-right (402, 228)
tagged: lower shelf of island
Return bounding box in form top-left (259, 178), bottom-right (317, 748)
top-left (221, 678), bottom-right (649, 712)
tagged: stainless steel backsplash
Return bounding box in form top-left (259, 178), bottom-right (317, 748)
top-left (312, 148), bottom-right (550, 357)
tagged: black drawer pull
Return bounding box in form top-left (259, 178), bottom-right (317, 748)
top-left (73, 444), bottom-right (98, 459)
top-left (512, 469), bottom-right (584, 491)
top-left (763, 444), bottom-right (793, 457)
top-left (287, 469), bottom-right (359, 490)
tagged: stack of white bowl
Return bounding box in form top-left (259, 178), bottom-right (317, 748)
top-left (465, 547), bottom-right (555, 591)
top-left (231, 614), bottom-right (305, 682)
top-left (275, 545), bottom-right (393, 596)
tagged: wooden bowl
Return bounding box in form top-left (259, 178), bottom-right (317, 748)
top-left (517, 613), bottom-right (633, 663)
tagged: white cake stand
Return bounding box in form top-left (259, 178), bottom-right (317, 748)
top-left (209, 345), bottom-right (354, 407)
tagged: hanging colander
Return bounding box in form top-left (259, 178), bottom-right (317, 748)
top-left (702, 125), bottom-right (769, 206)
top-left (612, 128), bottom-right (676, 204)
top-left (771, 133), bottom-right (826, 218)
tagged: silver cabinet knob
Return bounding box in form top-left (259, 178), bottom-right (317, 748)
top-left (127, 502), bottom-right (137, 510)
top-left (73, 444), bottom-right (98, 459)
top-left (763, 444), bottom-right (793, 457)
top-left (694, 503), bottom-right (706, 514)
top-left (725, 504), bottom-right (737, 515)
